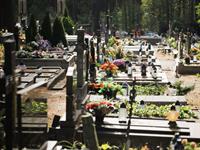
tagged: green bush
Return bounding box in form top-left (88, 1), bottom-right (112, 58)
top-left (62, 16), bottom-right (74, 35)
top-left (51, 17), bottom-right (67, 46)
top-left (26, 14), bottom-right (37, 43)
top-left (40, 12), bottom-right (52, 42)
top-left (173, 81), bottom-right (194, 95)
top-left (135, 84), bottom-right (166, 95)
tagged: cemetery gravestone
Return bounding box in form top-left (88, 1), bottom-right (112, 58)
top-left (76, 29), bottom-right (88, 109)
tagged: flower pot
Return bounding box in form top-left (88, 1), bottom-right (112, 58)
top-left (106, 71), bottom-right (113, 77)
top-left (103, 91), bottom-right (112, 100)
top-left (94, 109), bottom-right (105, 126)
top-left (112, 90), bottom-right (117, 99)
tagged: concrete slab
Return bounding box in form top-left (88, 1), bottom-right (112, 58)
top-left (88, 95), bottom-right (186, 105)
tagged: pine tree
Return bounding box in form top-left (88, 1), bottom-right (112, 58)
top-left (40, 12), bottom-right (52, 42)
top-left (62, 16), bottom-right (74, 35)
top-left (51, 17), bottom-right (67, 46)
top-left (26, 14), bottom-right (37, 43)
top-left (64, 8), bottom-right (69, 17)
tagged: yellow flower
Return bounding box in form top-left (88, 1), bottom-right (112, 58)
top-left (100, 143), bottom-right (112, 150)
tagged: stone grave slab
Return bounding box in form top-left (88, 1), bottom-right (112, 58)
top-left (39, 73), bottom-right (54, 78)
top-left (114, 72), bottom-right (168, 84)
top-left (41, 68), bottom-right (60, 73)
top-left (77, 117), bottom-right (200, 148)
top-left (17, 83), bottom-right (28, 89)
top-left (88, 95), bottom-right (186, 105)
top-left (21, 77), bottom-right (34, 83)
top-left (35, 78), bottom-right (48, 83)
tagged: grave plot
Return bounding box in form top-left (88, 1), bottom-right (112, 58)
top-left (16, 66), bottom-right (66, 90)
top-left (165, 32), bottom-right (200, 75)
top-left (123, 45), bottom-right (154, 56)
top-left (17, 98), bottom-right (48, 149)
top-left (16, 53), bottom-right (75, 69)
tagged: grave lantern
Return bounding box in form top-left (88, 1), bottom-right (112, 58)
top-left (125, 61), bottom-right (130, 73)
top-left (167, 105), bottom-right (179, 128)
top-left (141, 63), bottom-right (147, 77)
top-left (174, 138), bottom-right (184, 150)
top-left (122, 81), bottom-right (129, 96)
top-left (127, 63), bottom-right (132, 77)
top-left (152, 69), bottom-right (157, 79)
top-left (17, 61), bottom-right (26, 75)
top-left (118, 102), bottom-right (127, 123)
top-left (140, 100), bottom-right (145, 109)
top-left (175, 100), bottom-right (180, 112)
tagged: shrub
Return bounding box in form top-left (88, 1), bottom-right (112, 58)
top-left (26, 14), bottom-right (37, 43)
top-left (40, 12), bottom-right (52, 42)
top-left (51, 17), bottom-right (67, 46)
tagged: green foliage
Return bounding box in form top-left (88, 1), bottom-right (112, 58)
top-left (62, 16), bottom-right (74, 35)
top-left (166, 37), bottom-right (177, 49)
top-left (127, 102), bottom-right (198, 119)
top-left (196, 73), bottom-right (200, 78)
top-left (16, 49), bottom-right (32, 58)
top-left (111, 8), bottom-right (123, 29)
top-left (51, 17), bottom-right (67, 46)
top-left (64, 8), bottom-right (69, 17)
top-left (40, 12), bottom-right (52, 42)
top-left (173, 81), bottom-right (194, 96)
top-left (22, 101), bottom-right (47, 115)
top-left (135, 84), bottom-right (166, 95)
top-left (108, 36), bottom-right (117, 47)
top-left (26, 14), bottom-right (37, 43)
top-left (196, 3), bottom-right (200, 24)
top-left (27, 0), bottom-right (50, 21)
top-left (57, 140), bottom-right (85, 149)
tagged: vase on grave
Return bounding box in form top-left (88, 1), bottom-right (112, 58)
top-left (94, 109), bottom-right (105, 126)
top-left (106, 70), bottom-right (113, 77)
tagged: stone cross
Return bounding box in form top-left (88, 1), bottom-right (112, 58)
top-left (96, 29), bottom-right (101, 63)
top-left (178, 32), bottom-right (183, 59)
top-left (85, 38), bottom-right (89, 81)
top-left (76, 29), bottom-right (88, 109)
top-left (82, 113), bottom-right (99, 150)
top-left (76, 29), bottom-right (85, 87)
top-left (186, 31), bottom-right (191, 55)
top-left (65, 66), bottom-right (75, 126)
top-left (89, 40), bottom-right (96, 82)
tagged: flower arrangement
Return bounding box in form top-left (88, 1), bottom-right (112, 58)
top-left (98, 82), bottom-right (124, 99)
top-left (88, 82), bottom-right (104, 93)
top-left (85, 100), bottom-right (114, 125)
top-left (113, 59), bottom-right (126, 72)
top-left (85, 100), bottom-right (113, 114)
top-left (181, 139), bottom-right (200, 150)
top-left (100, 61), bottom-right (118, 77)
top-left (85, 100), bottom-right (114, 118)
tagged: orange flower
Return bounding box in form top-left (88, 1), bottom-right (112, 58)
top-left (100, 62), bottom-right (118, 73)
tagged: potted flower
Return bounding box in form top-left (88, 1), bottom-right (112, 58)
top-left (100, 61), bottom-right (118, 77)
top-left (88, 82), bottom-right (104, 93)
top-left (98, 82), bottom-right (124, 99)
top-left (85, 100), bottom-right (114, 125)
top-left (113, 59), bottom-right (126, 72)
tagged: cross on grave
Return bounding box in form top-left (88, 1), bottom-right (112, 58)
top-left (76, 29), bottom-right (88, 109)
top-left (141, 62), bottom-right (147, 77)
top-left (178, 32), bottom-right (184, 59)
top-left (185, 31), bottom-right (191, 55)
top-left (89, 40), bottom-right (96, 82)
